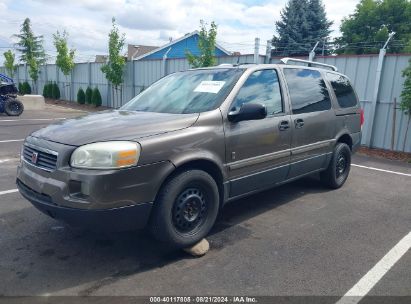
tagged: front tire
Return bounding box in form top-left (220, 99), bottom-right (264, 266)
top-left (5, 98), bottom-right (24, 116)
top-left (320, 143), bottom-right (351, 189)
top-left (149, 169), bottom-right (220, 247)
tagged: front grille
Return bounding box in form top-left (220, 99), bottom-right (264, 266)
top-left (23, 144), bottom-right (58, 171)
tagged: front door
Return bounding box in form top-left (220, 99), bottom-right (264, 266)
top-left (224, 69), bottom-right (292, 198)
top-left (282, 68), bottom-right (336, 178)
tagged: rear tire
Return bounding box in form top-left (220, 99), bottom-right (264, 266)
top-left (5, 98), bottom-right (24, 116)
top-left (320, 143), bottom-right (351, 189)
top-left (149, 169), bottom-right (219, 247)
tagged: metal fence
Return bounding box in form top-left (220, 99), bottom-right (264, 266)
top-left (1, 53), bottom-right (410, 152)
top-left (1, 54), bottom-right (262, 108)
top-left (314, 54), bottom-right (410, 153)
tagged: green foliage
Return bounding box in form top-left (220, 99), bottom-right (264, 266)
top-left (18, 83), bottom-right (23, 93)
top-left (42, 83), bottom-right (48, 98)
top-left (400, 58), bottom-right (411, 151)
top-left (77, 88), bottom-right (86, 104)
top-left (85, 86), bottom-right (93, 104)
top-left (186, 20), bottom-right (218, 68)
top-left (101, 18), bottom-right (126, 88)
top-left (51, 82), bottom-right (60, 99)
top-left (336, 0), bottom-right (411, 54)
top-left (3, 50), bottom-right (17, 78)
top-left (401, 59), bottom-right (411, 115)
top-left (53, 31), bottom-right (75, 77)
top-left (14, 18), bottom-right (46, 82)
top-left (91, 87), bottom-right (102, 107)
top-left (43, 83), bottom-right (53, 98)
top-left (21, 82), bottom-right (31, 95)
top-left (272, 0), bottom-right (332, 56)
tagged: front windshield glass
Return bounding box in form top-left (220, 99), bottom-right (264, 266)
top-left (121, 68), bottom-right (244, 114)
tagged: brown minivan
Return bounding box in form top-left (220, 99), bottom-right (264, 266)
top-left (17, 58), bottom-right (363, 247)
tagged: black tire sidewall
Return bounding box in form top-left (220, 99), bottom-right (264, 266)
top-left (330, 143), bottom-right (351, 188)
top-left (150, 170), bottom-right (219, 247)
top-left (5, 99), bottom-right (24, 116)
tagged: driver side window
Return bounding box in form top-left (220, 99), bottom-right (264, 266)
top-left (231, 69), bottom-right (283, 115)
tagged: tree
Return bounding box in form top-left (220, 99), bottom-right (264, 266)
top-left (85, 86), bottom-right (92, 104)
top-left (186, 20), bottom-right (218, 68)
top-left (77, 88), bottom-right (85, 104)
top-left (51, 82), bottom-right (60, 99)
top-left (272, 0), bottom-right (332, 56)
top-left (101, 18), bottom-right (126, 108)
top-left (14, 18), bottom-right (46, 92)
top-left (53, 31), bottom-right (75, 100)
top-left (3, 50), bottom-right (17, 78)
top-left (400, 59), bottom-right (411, 151)
top-left (336, 0), bottom-right (411, 54)
top-left (92, 87), bottom-right (102, 107)
top-left (306, 0), bottom-right (333, 55)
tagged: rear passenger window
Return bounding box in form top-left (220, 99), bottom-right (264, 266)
top-left (326, 73), bottom-right (358, 108)
top-left (232, 69), bottom-right (283, 115)
top-left (283, 68), bottom-right (331, 114)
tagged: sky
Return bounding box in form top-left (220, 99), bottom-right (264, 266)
top-left (0, 0), bottom-right (359, 62)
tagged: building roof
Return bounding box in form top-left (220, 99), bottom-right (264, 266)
top-left (95, 55), bottom-right (108, 63)
top-left (133, 31), bottom-right (231, 61)
top-left (128, 44), bottom-right (159, 61)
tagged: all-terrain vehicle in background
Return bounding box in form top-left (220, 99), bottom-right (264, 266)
top-left (0, 73), bottom-right (24, 116)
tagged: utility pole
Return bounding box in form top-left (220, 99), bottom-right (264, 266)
top-left (254, 38), bottom-right (260, 64)
top-left (364, 31), bottom-right (396, 147)
top-left (308, 41), bottom-right (320, 62)
top-left (265, 40), bottom-right (272, 64)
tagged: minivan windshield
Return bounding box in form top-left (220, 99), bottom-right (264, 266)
top-left (121, 68), bottom-right (244, 114)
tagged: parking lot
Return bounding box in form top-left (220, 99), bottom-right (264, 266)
top-left (0, 106), bottom-right (410, 301)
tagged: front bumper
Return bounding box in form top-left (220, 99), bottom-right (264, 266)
top-left (17, 136), bottom-right (175, 231)
top-left (17, 179), bottom-right (152, 231)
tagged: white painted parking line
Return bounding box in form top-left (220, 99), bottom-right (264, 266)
top-left (0, 139), bottom-right (24, 143)
top-left (0, 159), bottom-right (11, 164)
top-left (336, 231), bottom-right (411, 304)
top-left (0, 189), bottom-right (18, 196)
top-left (351, 164), bottom-right (411, 177)
top-left (0, 118), bottom-right (66, 122)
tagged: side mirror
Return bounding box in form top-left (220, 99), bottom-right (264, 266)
top-left (228, 103), bottom-right (267, 123)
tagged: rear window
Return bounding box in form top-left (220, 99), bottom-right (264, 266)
top-left (326, 73), bottom-right (358, 108)
top-left (283, 68), bottom-right (331, 114)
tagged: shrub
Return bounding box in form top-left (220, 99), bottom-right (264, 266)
top-left (77, 88), bottom-right (85, 104)
top-left (52, 82), bottom-right (60, 99)
top-left (18, 83), bottom-right (23, 94)
top-left (45, 83), bottom-right (52, 98)
top-left (47, 83), bottom-right (53, 98)
top-left (91, 87), bottom-right (102, 107)
top-left (85, 86), bottom-right (92, 104)
top-left (42, 84), bottom-right (47, 97)
top-left (43, 83), bottom-right (49, 98)
top-left (21, 82), bottom-right (31, 95)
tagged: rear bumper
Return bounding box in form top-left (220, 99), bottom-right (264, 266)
top-left (352, 131), bottom-right (362, 153)
top-left (17, 179), bottom-right (152, 231)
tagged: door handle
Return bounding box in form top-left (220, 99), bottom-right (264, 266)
top-left (294, 118), bottom-right (305, 128)
top-left (278, 120), bottom-right (290, 131)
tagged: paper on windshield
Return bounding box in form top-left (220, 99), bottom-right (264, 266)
top-left (194, 81), bottom-right (226, 94)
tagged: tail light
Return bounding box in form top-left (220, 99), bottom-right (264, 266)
top-left (360, 108), bottom-right (365, 128)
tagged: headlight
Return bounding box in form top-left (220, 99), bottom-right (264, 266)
top-left (70, 141), bottom-right (140, 169)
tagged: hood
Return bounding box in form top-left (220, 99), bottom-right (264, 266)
top-left (31, 110), bottom-right (199, 146)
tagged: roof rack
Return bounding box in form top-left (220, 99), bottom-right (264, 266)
top-left (280, 58), bottom-right (338, 72)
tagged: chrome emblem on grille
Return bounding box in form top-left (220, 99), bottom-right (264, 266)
top-left (31, 152), bottom-right (38, 164)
